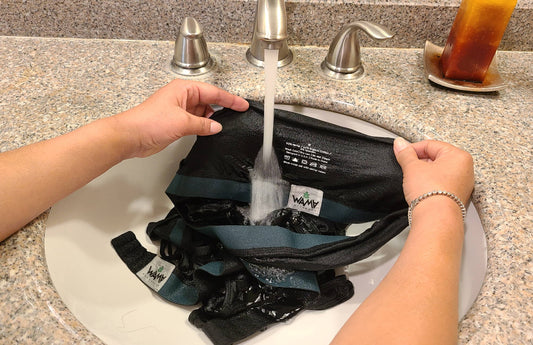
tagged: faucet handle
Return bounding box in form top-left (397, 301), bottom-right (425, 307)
top-left (171, 17), bottom-right (215, 76)
top-left (321, 21), bottom-right (394, 80)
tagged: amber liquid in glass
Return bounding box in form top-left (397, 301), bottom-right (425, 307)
top-left (440, 0), bottom-right (516, 82)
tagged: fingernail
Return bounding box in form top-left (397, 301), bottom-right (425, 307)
top-left (394, 137), bottom-right (410, 153)
top-left (210, 121), bottom-right (222, 134)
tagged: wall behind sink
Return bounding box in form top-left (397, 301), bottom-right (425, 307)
top-left (0, 0), bottom-right (531, 50)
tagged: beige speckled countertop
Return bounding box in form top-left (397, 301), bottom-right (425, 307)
top-left (0, 36), bottom-right (532, 344)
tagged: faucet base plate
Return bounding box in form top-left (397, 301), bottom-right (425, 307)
top-left (170, 57), bottom-right (215, 76)
top-left (246, 49), bottom-right (293, 68)
top-left (320, 60), bottom-right (365, 80)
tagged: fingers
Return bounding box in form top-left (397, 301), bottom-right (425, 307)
top-left (171, 79), bottom-right (249, 112)
top-left (180, 113), bottom-right (223, 137)
top-left (393, 137), bottom-right (420, 169)
top-left (198, 83), bottom-right (249, 111)
top-left (395, 138), bottom-right (457, 162)
top-left (209, 121), bottom-right (223, 135)
top-left (409, 140), bottom-right (453, 161)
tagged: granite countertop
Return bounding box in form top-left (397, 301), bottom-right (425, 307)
top-left (0, 36), bottom-right (531, 344)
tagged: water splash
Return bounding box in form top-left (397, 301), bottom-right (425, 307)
top-left (249, 146), bottom-right (288, 224)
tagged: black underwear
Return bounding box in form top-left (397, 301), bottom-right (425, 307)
top-left (112, 101), bottom-right (408, 345)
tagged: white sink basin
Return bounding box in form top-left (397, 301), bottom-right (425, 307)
top-left (45, 105), bottom-right (487, 345)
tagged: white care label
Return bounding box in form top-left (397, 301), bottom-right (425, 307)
top-left (282, 142), bottom-right (331, 174)
top-left (287, 184), bottom-right (324, 216)
top-left (136, 256), bottom-right (175, 292)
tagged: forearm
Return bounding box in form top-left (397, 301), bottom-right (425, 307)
top-left (0, 116), bottom-right (129, 240)
top-left (331, 197), bottom-right (464, 345)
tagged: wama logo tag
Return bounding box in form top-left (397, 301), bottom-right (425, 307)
top-left (146, 265), bottom-right (168, 283)
top-left (287, 185), bottom-right (324, 216)
top-left (292, 192), bottom-right (320, 209)
top-left (137, 256), bottom-right (174, 291)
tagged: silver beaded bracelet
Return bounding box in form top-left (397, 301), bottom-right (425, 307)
top-left (408, 190), bottom-right (466, 226)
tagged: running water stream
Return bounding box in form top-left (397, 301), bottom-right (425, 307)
top-left (249, 49), bottom-right (288, 224)
top-left (261, 49), bottom-right (278, 164)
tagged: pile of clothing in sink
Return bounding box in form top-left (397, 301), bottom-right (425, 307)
top-left (112, 101), bottom-right (408, 345)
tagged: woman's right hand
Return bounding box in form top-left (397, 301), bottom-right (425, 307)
top-left (393, 138), bottom-right (474, 206)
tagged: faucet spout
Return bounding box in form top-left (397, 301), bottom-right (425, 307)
top-left (255, 0), bottom-right (287, 42)
top-left (246, 0), bottom-right (293, 67)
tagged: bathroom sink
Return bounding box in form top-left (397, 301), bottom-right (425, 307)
top-left (45, 105), bottom-right (487, 345)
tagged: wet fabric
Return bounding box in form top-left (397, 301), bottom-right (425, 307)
top-left (167, 101), bottom-right (407, 223)
top-left (112, 101), bottom-right (408, 345)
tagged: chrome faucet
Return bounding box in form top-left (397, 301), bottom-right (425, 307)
top-left (246, 0), bottom-right (293, 67)
top-left (321, 21), bottom-right (394, 80)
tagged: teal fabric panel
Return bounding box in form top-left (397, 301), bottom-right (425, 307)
top-left (166, 174), bottom-right (251, 203)
top-left (320, 199), bottom-right (385, 223)
top-left (198, 261), bottom-right (226, 276)
top-left (196, 224), bottom-right (349, 250)
top-left (169, 221), bottom-right (184, 246)
top-left (158, 274), bottom-right (199, 306)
